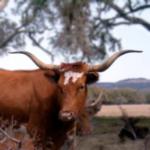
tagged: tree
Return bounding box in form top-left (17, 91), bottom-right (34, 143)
top-left (0, 0), bottom-right (150, 61)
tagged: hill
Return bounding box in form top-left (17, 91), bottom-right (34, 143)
top-left (96, 78), bottom-right (150, 91)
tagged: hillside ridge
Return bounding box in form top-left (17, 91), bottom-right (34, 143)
top-left (97, 78), bottom-right (150, 90)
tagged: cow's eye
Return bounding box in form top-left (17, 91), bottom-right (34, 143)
top-left (79, 84), bottom-right (85, 91)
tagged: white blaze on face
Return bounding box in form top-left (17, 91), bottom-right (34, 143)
top-left (64, 71), bottom-right (84, 85)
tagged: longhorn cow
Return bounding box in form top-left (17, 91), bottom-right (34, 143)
top-left (0, 50), bottom-right (142, 149)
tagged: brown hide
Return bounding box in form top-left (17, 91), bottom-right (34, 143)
top-left (0, 69), bottom-right (60, 149)
top-left (0, 69), bottom-right (57, 120)
top-left (0, 67), bottom-right (98, 150)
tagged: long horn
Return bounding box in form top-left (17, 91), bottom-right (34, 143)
top-left (10, 51), bottom-right (59, 70)
top-left (86, 92), bottom-right (104, 116)
top-left (87, 92), bottom-right (103, 107)
top-left (88, 50), bottom-right (143, 72)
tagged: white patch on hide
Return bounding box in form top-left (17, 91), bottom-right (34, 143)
top-left (64, 71), bottom-right (83, 85)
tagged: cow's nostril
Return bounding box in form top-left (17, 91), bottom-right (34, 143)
top-left (59, 111), bottom-right (75, 122)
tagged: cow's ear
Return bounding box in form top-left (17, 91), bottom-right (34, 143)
top-left (44, 70), bottom-right (60, 82)
top-left (86, 72), bottom-right (99, 84)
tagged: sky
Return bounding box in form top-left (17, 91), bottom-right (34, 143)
top-left (100, 25), bottom-right (150, 82)
top-left (0, 24), bottom-right (149, 83)
top-left (0, 2), bottom-right (150, 82)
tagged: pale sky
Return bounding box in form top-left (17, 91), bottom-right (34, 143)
top-left (0, 2), bottom-right (150, 82)
top-left (0, 24), bottom-right (149, 82)
top-left (100, 25), bottom-right (150, 82)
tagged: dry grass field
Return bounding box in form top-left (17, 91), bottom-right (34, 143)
top-left (97, 104), bottom-right (150, 117)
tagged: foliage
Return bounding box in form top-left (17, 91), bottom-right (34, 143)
top-left (106, 88), bottom-right (146, 104)
top-left (0, 0), bottom-right (150, 61)
top-left (145, 92), bottom-right (150, 103)
top-left (92, 117), bottom-right (150, 134)
top-left (88, 86), bottom-right (147, 104)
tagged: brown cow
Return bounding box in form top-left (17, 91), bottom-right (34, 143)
top-left (0, 50), bottom-right (142, 150)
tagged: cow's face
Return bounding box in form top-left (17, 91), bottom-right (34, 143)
top-left (58, 71), bottom-right (98, 122)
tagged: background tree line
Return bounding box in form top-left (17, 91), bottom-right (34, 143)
top-left (89, 87), bottom-right (150, 104)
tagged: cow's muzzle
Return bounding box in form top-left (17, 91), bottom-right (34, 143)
top-left (59, 111), bottom-right (76, 122)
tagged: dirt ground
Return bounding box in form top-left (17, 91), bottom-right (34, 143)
top-left (77, 105), bottom-right (150, 150)
top-left (77, 134), bottom-right (146, 150)
top-left (77, 117), bottom-right (150, 150)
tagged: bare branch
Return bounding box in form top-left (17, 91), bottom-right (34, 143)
top-left (109, 3), bottom-right (150, 31)
top-left (0, 4), bottom-right (40, 50)
top-left (118, 105), bottom-right (128, 121)
top-left (28, 32), bottom-right (54, 61)
top-left (0, 127), bottom-right (21, 146)
top-left (0, 31), bottom-right (23, 48)
top-left (111, 21), bottom-right (131, 26)
top-left (127, 0), bottom-right (150, 13)
top-left (0, 22), bottom-right (29, 49)
top-left (131, 5), bottom-right (150, 12)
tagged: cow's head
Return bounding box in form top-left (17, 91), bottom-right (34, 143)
top-left (10, 50), bottom-right (142, 122)
top-left (57, 62), bottom-right (99, 121)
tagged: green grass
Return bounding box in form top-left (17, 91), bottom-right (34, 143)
top-left (77, 117), bottom-right (150, 150)
top-left (91, 117), bottom-right (150, 134)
